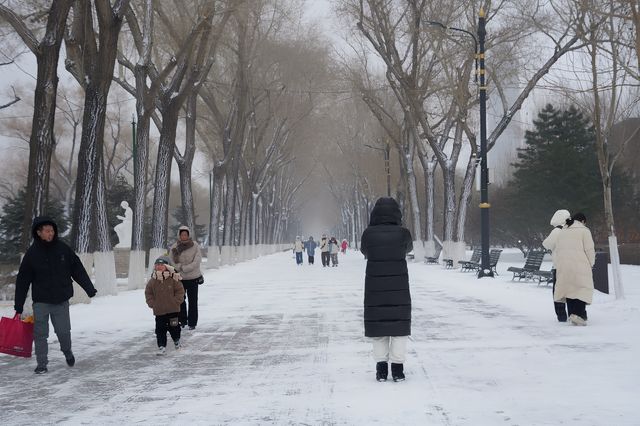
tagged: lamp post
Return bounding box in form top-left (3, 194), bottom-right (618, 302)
top-left (476, 8), bottom-right (492, 278)
top-left (364, 141), bottom-right (391, 197)
top-left (426, 9), bottom-right (491, 277)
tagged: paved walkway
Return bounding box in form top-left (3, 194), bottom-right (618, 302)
top-left (0, 250), bottom-right (637, 425)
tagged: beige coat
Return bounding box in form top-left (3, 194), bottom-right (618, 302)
top-left (145, 268), bottom-right (185, 316)
top-left (553, 221), bottom-right (596, 304)
top-left (170, 226), bottom-right (203, 280)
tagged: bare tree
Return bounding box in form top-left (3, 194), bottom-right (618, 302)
top-left (568, 0), bottom-right (640, 299)
top-left (65, 0), bottom-right (130, 297)
top-left (0, 0), bottom-right (73, 251)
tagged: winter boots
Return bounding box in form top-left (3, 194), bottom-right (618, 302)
top-left (34, 365), bottom-right (48, 374)
top-left (376, 362), bottom-right (388, 382)
top-left (157, 346), bottom-right (166, 356)
top-left (569, 314), bottom-right (587, 326)
top-left (391, 363), bottom-right (405, 382)
top-left (65, 354), bottom-right (75, 367)
top-left (376, 362), bottom-right (405, 382)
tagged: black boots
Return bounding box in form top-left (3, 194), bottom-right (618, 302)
top-left (391, 363), bottom-right (405, 382)
top-left (377, 362), bottom-right (405, 382)
top-left (376, 362), bottom-right (388, 382)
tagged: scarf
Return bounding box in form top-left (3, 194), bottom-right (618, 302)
top-left (151, 267), bottom-right (181, 281)
top-left (172, 239), bottom-right (194, 263)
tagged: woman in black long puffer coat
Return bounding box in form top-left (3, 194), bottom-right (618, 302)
top-left (360, 197), bottom-right (413, 382)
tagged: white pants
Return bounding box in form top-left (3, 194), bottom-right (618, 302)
top-left (371, 336), bottom-right (408, 363)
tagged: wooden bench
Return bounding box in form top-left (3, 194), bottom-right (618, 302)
top-left (457, 248), bottom-right (481, 272)
top-left (466, 249), bottom-right (503, 275)
top-left (507, 251), bottom-right (546, 281)
top-left (424, 245), bottom-right (442, 264)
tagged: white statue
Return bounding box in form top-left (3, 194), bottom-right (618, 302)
top-left (114, 200), bottom-right (133, 248)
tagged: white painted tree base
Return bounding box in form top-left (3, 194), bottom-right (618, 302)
top-left (608, 235), bottom-right (625, 299)
top-left (412, 240), bottom-right (425, 262)
top-left (220, 246), bottom-right (231, 266)
top-left (206, 246), bottom-right (220, 269)
top-left (148, 248), bottom-right (166, 278)
top-left (94, 251), bottom-right (118, 296)
top-left (70, 252), bottom-right (93, 305)
top-left (127, 250), bottom-right (147, 289)
top-left (443, 240), bottom-right (467, 265)
top-left (424, 240), bottom-right (436, 258)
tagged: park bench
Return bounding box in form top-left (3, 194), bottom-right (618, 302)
top-left (457, 247), bottom-right (481, 272)
top-left (507, 250), bottom-right (546, 281)
top-left (467, 249), bottom-right (503, 275)
top-left (424, 245), bottom-right (443, 264)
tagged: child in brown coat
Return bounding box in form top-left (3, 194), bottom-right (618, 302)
top-left (145, 256), bottom-right (185, 355)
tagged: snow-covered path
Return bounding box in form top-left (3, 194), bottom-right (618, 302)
top-left (1, 250), bottom-right (639, 425)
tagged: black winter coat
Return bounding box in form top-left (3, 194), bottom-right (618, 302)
top-left (14, 217), bottom-right (96, 313)
top-left (360, 198), bottom-right (413, 337)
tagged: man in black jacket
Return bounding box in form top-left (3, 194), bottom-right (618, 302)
top-left (14, 216), bottom-right (97, 374)
top-left (360, 197), bottom-right (413, 382)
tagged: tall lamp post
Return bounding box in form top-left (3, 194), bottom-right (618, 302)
top-left (476, 8), bottom-right (492, 278)
top-left (364, 140), bottom-right (391, 196)
top-left (427, 8), bottom-right (491, 277)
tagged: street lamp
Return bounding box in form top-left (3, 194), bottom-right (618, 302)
top-left (364, 140), bottom-right (391, 197)
top-left (427, 9), bottom-right (492, 278)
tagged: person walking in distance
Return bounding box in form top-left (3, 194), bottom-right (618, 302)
top-left (292, 236), bottom-right (304, 266)
top-left (171, 226), bottom-right (203, 330)
top-left (329, 237), bottom-right (340, 267)
top-left (360, 198), bottom-right (413, 382)
top-left (542, 209), bottom-right (571, 322)
top-left (145, 256), bottom-right (185, 354)
top-left (553, 212), bottom-right (596, 326)
top-left (320, 235), bottom-right (330, 267)
top-left (306, 236), bottom-right (317, 265)
top-left (14, 216), bottom-right (97, 374)
top-left (341, 239), bottom-right (348, 254)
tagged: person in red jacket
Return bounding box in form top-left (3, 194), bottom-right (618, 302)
top-left (341, 239), bottom-right (348, 254)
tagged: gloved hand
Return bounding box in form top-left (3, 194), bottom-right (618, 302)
top-left (87, 288), bottom-right (98, 298)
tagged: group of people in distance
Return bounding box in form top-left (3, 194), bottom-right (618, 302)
top-left (292, 235), bottom-right (348, 267)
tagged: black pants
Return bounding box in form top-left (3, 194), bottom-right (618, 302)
top-left (308, 255), bottom-right (314, 264)
top-left (155, 313), bottom-right (181, 347)
top-left (566, 298), bottom-right (588, 320)
top-left (321, 252), bottom-right (330, 266)
top-left (179, 279), bottom-right (199, 328)
top-left (552, 269), bottom-right (567, 321)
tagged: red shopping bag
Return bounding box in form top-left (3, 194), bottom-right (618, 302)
top-left (0, 313), bottom-right (34, 358)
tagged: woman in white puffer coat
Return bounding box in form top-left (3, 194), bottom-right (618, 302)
top-left (553, 212), bottom-right (595, 326)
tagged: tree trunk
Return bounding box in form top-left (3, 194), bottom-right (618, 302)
top-left (94, 156), bottom-right (117, 295)
top-left (150, 108), bottom-right (180, 250)
top-left (402, 130), bottom-right (422, 254)
top-left (419, 154), bottom-right (437, 257)
top-left (72, 85), bottom-right (109, 254)
top-left (177, 94), bottom-right (197, 234)
top-left (0, 0), bottom-right (74, 252)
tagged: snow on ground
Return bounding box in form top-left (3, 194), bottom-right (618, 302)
top-left (1, 248), bottom-right (639, 425)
